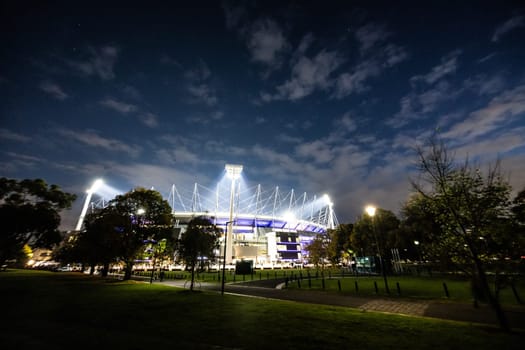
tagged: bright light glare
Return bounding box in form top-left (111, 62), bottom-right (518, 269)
top-left (365, 205), bottom-right (376, 217)
top-left (137, 208), bottom-right (146, 215)
top-left (88, 178), bottom-right (104, 193)
top-left (323, 194), bottom-right (332, 205)
top-left (283, 211), bottom-right (296, 222)
top-left (225, 164), bottom-right (243, 180)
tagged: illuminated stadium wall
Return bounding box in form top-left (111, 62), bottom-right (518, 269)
top-left (169, 165), bottom-right (338, 265)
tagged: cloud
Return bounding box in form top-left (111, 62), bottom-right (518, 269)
top-left (262, 50), bottom-right (343, 101)
top-left (186, 111), bottom-right (224, 125)
top-left (66, 45), bottom-right (119, 80)
top-left (442, 84), bottom-right (525, 141)
top-left (184, 60), bottom-right (218, 106)
top-left (100, 98), bottom-right (138, 114)
top-left (0, 128), bottom-right (31, 142)
top-left (492, 15), bottom-right (525, 42)
top-left (247, 19), bottom-right (289, 66)
top-left (387, 51), bottom-right (463, 128)
top-left (336, 112), bottom-right (358, 133)
top-left (39, 81), bottom-right (68, 100)
top-left (463, 73), bottom-right (505, 96)
top-left (56, 128), bottom-right (141, 157)
top-left (410, 50), bottom-right (461, 85)
top-left (355, 23), bottom-right (390, 53)
top-left (160, 54), bottom-right (182, 68)
top-left (187, 84), bottom-right (218, 106)
top-left (139, 113), bottom-right (159, 128)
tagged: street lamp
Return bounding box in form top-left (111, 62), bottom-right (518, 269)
top-left (224, 164), bottom-right (242, 265)
top-left (221, 220), bottom-right (235, 295)
top-left (75, 178), bottom-right (103, 231)
top-left (414, 240), bottom-right (422, 263)
top-left (365, 205), bottom-right (390, 294)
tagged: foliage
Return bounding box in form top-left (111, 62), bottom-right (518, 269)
top-left (305, 234), bottom-right (329, 268)
top-left (410, 136), bottom-right (517, 330)
top-left (351, 208), bottom-right (400, 261)
top-left (176, 216), bottom-right (221, 290)
top-left (326, 223), bottom-right (353, 265)
top-left (54, 187), bottom-right (174, 279)
top-left (0, 177), bottom-right (76, 266)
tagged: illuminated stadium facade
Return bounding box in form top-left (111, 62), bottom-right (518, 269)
top-left (168, 164), bottom-right (338, 266)
top-left (79, 164), bottom-right (338, 266)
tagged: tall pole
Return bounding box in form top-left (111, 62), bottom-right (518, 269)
top-left (75, 179), bottom-right (103, 231)
top-left (224, 164), bottom-right (242, 265)
top-left (366, 205), bottom-right (390, 295)
top-left (221, 220), bottom-right (233, 295)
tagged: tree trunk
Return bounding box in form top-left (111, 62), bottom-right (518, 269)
top-left (101, 262), bottom-right (110, 277)
top-left (89, 263), bottom-right (95, 275)
top-left (474, 258), bottom-right (510, 331)
top-left (123, 261), bottom-right (133, 280)
top-left (190, 263), bottom-right (195, 291)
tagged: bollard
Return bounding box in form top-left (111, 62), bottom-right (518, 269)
top-left (285, 277), bottom-right (289, 287)
top-left (396, 282), bottom-right (401, 296)
top-left (337, 280), bottom-right (341, 291)
top-left (374, 281), bottom-right (378, 294)
top-left (442, 282), bottom-right (450, 298)
top-left (322, 278), bottom-right (325, 289)
top-left (297, 279), bottom-right (301, 288)
top-left (511, 282), bottom-right (522, 304)
top-left (355, 280), bottom-right (359, 293)
top-left (259, 272), bottom-right (262, 280)
top-left (308, 277), bottom-right (312, 288)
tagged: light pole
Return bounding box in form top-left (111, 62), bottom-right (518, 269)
top-left (75, 178), bottom-right (103, 231)
top-left (224, 164), bottom-right (243, 265)
top-left (414, 240), bottom-right (422, 263)
top-left (221, 220), bottom-right (235, 295)
top-left (365, 205), bottom-right (390, 295)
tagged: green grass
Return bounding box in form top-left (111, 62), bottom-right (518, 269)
top-left (1, 269), bottom-right (524, 349)
top-left (286, 275), bottom-right (525, 304)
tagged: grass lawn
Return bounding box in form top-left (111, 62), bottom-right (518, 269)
top-left (286, 275), bottom-right (525, 304)
top-left (1, 269), bottom-right (524, 349)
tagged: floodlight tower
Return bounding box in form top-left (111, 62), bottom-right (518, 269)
top-left (324, 194), bottom-right (335, 229)
top-left (225, 164), bottom-right (243, 264)
top-left (75, 179), bottom-right (103, 231)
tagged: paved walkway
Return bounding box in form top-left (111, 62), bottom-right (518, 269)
top-left (152, 277), bottom-right (525, 331)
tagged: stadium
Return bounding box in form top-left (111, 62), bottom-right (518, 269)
top-left (78, 164), bottom-right (339, 267)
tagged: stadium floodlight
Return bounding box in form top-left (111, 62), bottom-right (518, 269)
top-left (224, 164), bottom-right (243, 264)
top-left (225, 164), bottom-right (243, 180)
top-left (75, 178), bottom-right (104, 231)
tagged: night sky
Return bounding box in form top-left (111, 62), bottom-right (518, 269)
top-left (1, 1), bottom-right (524, 228)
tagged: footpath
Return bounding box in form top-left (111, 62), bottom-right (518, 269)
top-left (155, 278), bottom-right (525, 331)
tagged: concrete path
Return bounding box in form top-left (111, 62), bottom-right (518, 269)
top-left (152, 277), bottom-right (525, 331)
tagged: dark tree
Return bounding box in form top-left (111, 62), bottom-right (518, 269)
top-left (305, 234), bottom-right (329, 269)
top-left (411, 137), bottom-right (514, 331)
top-left (351, 208), bottom-right (400, 263)
top-left (326, 223), bottom-right (353, 265)
top-left (0, 178), bottom-right (76, 266)
top-left (108, 188), bottom-right (174, 280)
top-left (176, 216), bottom-right (221, 291)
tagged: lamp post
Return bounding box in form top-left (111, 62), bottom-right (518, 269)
top-left (75, 178), bottom-right (103, 231)
top-left (414, 240), bottom-right (422, 263)
top-left (221, 220), bottom-right (235, 295)
top-left (365, 205), bottom-right (390, 295)
top-left (224, 164), bottom-right (243, 265)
